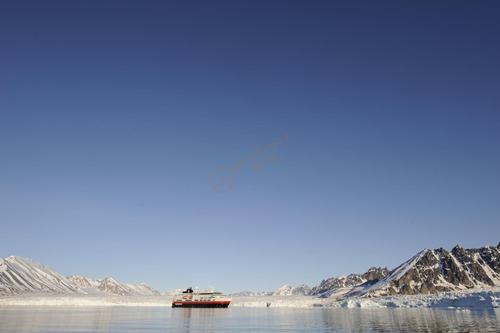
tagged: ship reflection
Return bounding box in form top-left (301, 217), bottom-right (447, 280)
top-left (173, 307), bottom-right (230, 333)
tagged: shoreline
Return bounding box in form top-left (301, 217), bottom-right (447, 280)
top-left (1, 289), bottom-right (499, 309)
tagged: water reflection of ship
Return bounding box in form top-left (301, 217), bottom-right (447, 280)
top-left (174, 301), bottom-right (230, 333)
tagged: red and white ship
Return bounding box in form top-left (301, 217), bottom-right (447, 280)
top-left (172, 288), bottom-right (231, 308)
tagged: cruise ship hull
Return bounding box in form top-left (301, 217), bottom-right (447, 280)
top-left (171, 301), bottom-right (231, 308)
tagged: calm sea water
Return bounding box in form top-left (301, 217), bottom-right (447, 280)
top-left (0, 306), bottom-right (498, 333)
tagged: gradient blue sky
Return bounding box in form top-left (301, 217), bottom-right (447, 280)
top-left (1, 1), bottom-right (499, 292)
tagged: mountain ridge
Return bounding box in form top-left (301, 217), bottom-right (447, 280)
top-left (310, 244), bottom-right (500, 299)
top-left (0, 256), bottom-right (82, 295)
top-left (0, 256), bottom-right (159, 296)
top-left (273, 284), bottom-right (311, 296)
top-left (2, 243), bottom-right (499, 298)
top-left (364, 244), bottom-right (500, 296)
top-left (310, 266), bottom-right (389, 297)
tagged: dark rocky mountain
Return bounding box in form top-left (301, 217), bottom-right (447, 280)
top-left (362, 244), bottom-right (500, 297)
top-left (311, 244), bottom-right (500, 299)
top-left (311, 267), bottom-right (389, 297)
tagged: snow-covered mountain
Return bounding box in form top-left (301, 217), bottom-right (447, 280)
top-left (311, 267), bottom-right (389, 297)
top-left (0, 256), bottom-right (159, 296)
top-left (0, 256), bottom-right (82, 295)
top-left (3, 243), bottom-right (498, 299)
top-left (98, 277), bottom-right (133, 296)
top-left (67, 275), bottom-right (100, 289)
top-left (126, 282), bottom-right (161, 296)
top-left (229, 290), bottom-right (273, 297)
top-left (68, 275), bottom-right (160, 296)
top-left (273, 284), bottom-right (311, 296)
top-left (362, 244), bottom-right (500, 297)
top-left (310, 244), bottom-right (500, 300)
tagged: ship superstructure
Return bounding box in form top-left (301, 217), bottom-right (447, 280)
top-left (172, 288), bottom-right (231, 308)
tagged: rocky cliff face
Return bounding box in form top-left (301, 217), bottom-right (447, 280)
top-left (311, 244), bottom-right (500, 299)
top-left (311, 267), bottom-right (389, 297)
top-left (364, 245), bottom-right (500, 297)
top-left (361, 267), bottom-right (390, 282)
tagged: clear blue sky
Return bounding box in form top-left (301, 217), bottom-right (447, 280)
top-left (1, 1), bottom-right (499, 292)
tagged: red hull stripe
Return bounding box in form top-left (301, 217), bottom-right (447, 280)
top-left (173, 301), bottom-right (231, 305)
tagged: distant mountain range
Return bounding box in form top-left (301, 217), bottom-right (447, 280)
top-left (273, 284), bottom-right (311, 296)
top-left (229, 290), bottom-right (273, 297)
top-left (67, 275), bottom-right (160, 296)
top-left (0, 256), bottom-right (80, 295)
top-left (310, 266), bottom-right (389, 297)
top-left (2, 243), bottom-right (499, 298)
top-left (0, 256), bottom-right (159, 296)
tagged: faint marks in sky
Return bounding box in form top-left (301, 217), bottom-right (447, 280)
top-left (209, 134), bottom-right (288, 192)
